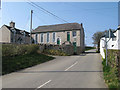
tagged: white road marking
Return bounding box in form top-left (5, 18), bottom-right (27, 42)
top-left (35, 80), bottom-right (51, 89)
top-left (65, 61), bottom-right (78, 71)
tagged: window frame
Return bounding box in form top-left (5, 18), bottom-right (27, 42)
top-left (53, 32), bottom-right (56, 42)
top-left (112, 37), bottom-right (116, 41)
top-left (41, 33), bottom-right (44, 43)
top-left (47, 32), bottom-right (49, 43)
top-left (72, 31), bottom-right (76, 37)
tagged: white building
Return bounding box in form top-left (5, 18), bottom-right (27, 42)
top-left (100, 26), bottom-right (120, 59)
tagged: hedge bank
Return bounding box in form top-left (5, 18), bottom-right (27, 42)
top-left (103, 49), bottom-right (120, 88)
top-left (2, 44), bottom-right (54, 75)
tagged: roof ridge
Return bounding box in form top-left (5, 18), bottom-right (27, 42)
top-left (37, 22), bottom-right (79, 27)
top-left (3, 24), bottom-right (29, 33)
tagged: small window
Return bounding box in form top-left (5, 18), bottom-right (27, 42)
top-left (53, 32), bottom-right (56, 42)
top-left (23, 32), bottom-right (26, 37)
top-left (112, 37), bottom-right (116, 41)
top-left (72, 31), bottom-right (76, 37)
top-left (41, 33), bottom-right (43, 43)
top-left (47, 33), bottom-right (49, 42)
top-left (35, 33), bottom-right (38, 44)
top-left (112, 45), bottom-right (114, 47)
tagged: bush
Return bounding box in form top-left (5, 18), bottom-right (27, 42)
top-left (43, 49), bottom-right (68, 56)
top-left (2, 44), bottom-right (55, 75)
top-left (102, 59), bottom-right (120, 88)
top-left (2, 44), bottom-right (39, 57)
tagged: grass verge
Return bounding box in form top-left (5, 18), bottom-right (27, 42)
top-left (2, 53), bottom-right (55, 75)
top-left (102, 59), bottom-right (120, 89)
top-left (85, 46), bottom-right (95, 51)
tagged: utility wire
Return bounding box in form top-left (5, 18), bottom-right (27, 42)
top-left (27, 2), bottom-right (50, 16)
top-left (27, 1), bottom-right (69, 23)
top-left (34, 13), bottom-right (47, 24)
top-left (27, 2), bottom-right (65, 23)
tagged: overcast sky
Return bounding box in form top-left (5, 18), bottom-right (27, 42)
top-left (1, 1), bottom-right (118, 46)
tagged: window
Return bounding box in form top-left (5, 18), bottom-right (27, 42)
top-left (47, 33), bottom-right (49, 42)
top-left (112, 37), bottom-right (116, 41)
top-left (112, 45), bottom-right (114, 47)
top-left (35, 33), bottom-right (38, 44)
top-left (72, 31), bottom-right (76, 37)
top-left (41, 33), bottom-right (43, 43)
top-left (23, 32), bottom-right (26, 37)
top-left (53, 32), bottom-right (55, 42)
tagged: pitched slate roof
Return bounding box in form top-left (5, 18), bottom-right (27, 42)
top-left (32, 23), bottom-right (83, 33)
top-left (4, 25), bottom-right (30, 35)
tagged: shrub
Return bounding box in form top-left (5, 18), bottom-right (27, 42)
top-left (102, 58), bottom-right (120, 88)
top-left (2, 44), bottom-right (55, 75)
top-left (2, 44), bottom-right (39, 57)
top-left (43, 49), bottom-right (68, 56)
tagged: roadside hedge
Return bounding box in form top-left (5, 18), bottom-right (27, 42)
top-left (2, 44), bottom-right (39, 57)
top-left (103, 50), bottom-right (120, 88)
top-left (2, 44), bottom-right (55, 75)
top-left (43, 49), bottom-right (68, 56)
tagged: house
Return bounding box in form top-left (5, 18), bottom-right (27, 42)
top-left (0, 21), bottom-right (30, 44)
top-left (100, 25), bottom-right (120, 58)
top-left (31, 23), bottom-right (85, 53)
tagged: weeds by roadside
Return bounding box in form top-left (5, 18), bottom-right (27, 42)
top-left (102, 59), bottom-right (120, 89)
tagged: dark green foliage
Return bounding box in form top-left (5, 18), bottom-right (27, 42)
top-left (102, 56), bottom-right (120, 88)
top-left (2, 44), bottom-right (54, 75)
top-left (43, 49), bottom-right (68, 56)
top-left (2, 53), bottom-right (54, 75)
top-left (2, 44), bottom-right (39, 57)
top-left (85, 46), bottom-right (95, 51)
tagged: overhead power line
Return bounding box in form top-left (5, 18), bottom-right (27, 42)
top-left (27, 1), bottom-right (69, 23)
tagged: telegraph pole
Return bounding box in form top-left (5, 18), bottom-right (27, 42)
top-left (30, 10), bottom-right (33, 44)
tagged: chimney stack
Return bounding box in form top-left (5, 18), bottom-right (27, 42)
top-left (10, 21), bottom-right (15, 28)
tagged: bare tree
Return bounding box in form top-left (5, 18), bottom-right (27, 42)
top-left (92, 31), bottom-right (104, 52)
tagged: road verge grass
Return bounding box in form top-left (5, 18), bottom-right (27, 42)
top-left (85, 46), bottom-right (95, 51)
top-left (2, 52), bottom-right (54, 75)
top-left (102, 59), bottom-right (120, 89)
top-left (2, 44), bottom-right (55, 75)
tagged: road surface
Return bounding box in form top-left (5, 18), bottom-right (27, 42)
top-left (2, 49), bottom-right (107, 88)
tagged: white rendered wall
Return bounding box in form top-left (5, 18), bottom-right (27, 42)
top-left (100, 30), bottom-right (120, 59)
top-left (100, 37), bottom-right (105, 59)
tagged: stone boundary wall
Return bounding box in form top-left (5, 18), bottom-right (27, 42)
top-left (107, 50), bottom-right (120, 80)
top-left (38, 44), bottom-right (83, 55)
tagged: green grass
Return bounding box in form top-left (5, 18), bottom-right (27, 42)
top-left (85, 46), bottom-right (95, 51)
top-left (102, 59), bottom-right (120, 89)
top-left (2, 52), bottom-right (55, 75)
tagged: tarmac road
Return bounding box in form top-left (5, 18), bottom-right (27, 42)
top-left (2, 49), bottom-right (107, 89)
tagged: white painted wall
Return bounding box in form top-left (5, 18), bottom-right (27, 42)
top-left (100, 30), bottom-right (120, 59)
top-left (100, 37), bottom-right (105, 59)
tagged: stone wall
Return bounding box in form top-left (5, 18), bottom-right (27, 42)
top-left (107, 50), bottom-right (120, 80)
top-left (38, 44), bottom-right (83, 55)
